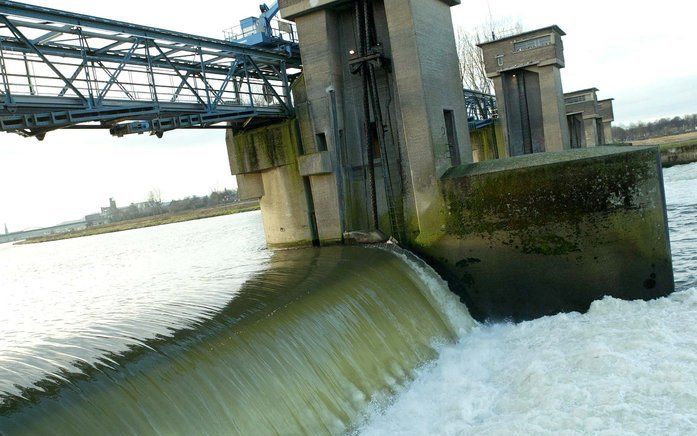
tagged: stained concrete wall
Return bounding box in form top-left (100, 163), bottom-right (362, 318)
top-left (226, 120), bottom-right (316, 249)
top-left (416, 146), bottom-right (674, 321)
top-left (281, 0), bottom-right (471, 245)
top-left (384, 0), bottom-right (472, 243)
top-left (469, 120), bottom-right (505, 162)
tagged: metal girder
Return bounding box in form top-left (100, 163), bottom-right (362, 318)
top-left (464, 89), bottom-right (497, 122)
top-left (0, 0), bottom-right (295, 138)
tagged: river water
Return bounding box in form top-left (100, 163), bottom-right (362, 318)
top-left (0, 163), bottom-right (695, 435)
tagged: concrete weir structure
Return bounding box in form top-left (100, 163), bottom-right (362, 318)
top-left (226, 1), bottom-right (674, 321)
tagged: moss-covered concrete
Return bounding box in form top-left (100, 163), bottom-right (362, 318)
top-left (227, 119), bottom-right (300, 175)
top-left (415, 146), bottom-right (674, 322)
top-left (661, 142), bottom-right (697, 167)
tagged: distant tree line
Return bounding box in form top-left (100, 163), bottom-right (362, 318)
top-left (613, 114), bottom-right (697, 142)
top-left (168, 189), bottom-right (239, 214)
top-left (113, 189), bottom-right (240, 222)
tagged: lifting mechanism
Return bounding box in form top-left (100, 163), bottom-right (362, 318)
top-left (350, 0), bottom-right (403, 239)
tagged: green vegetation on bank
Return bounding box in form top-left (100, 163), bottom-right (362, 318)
top-left (658, 138), bottom-right (697, 151)
top-left (19, 202), bottom-right (259, 245)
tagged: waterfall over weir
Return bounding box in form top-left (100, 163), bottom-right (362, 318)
top-left (0, 245), bottom-right (473, 435)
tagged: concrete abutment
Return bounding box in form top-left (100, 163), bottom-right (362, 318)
top-left (226, 0), bottom-right (675, 321)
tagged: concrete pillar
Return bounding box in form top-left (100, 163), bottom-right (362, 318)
top-left (603, 121), bottom-right (614, 143)
top-left (540, 67), bottom-right (570, 151)
top-left (292, 10), bottom-right (344, 243)
top-left (383, 0), bottom-right (471, 242)
top-left (584, 116), bottom-right (601, 147)
top-left (259, 164), bottom-right (315, 249)
top-left (599, 98), bottom-right (615, 144)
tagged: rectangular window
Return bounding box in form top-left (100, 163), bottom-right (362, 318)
top-left (565, 95), bottom-right (588, 105)
top-left (513, 35), bottom-right (552, 52)
top-left (315, 132), bottom-right (328, 152)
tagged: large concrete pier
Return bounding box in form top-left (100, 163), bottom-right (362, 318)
top-left (226, 0), bottom-right (674, 321)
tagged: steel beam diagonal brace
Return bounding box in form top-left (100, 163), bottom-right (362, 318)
top-left (247, 56), bottom-right (290, 114)
top-left (212, 59), bottom-right (241, 109)
top-left (152, 41), bottom-right (207, 108)
top-left (0, 14), bottom-right (87, 102)
top-left (96, 41), bottom-right (138, 105)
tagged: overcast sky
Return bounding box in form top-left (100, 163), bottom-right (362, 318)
top-left (1, 0), bottom-right (695, 230)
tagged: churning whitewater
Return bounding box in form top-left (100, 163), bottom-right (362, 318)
top-left (360, 162), bottom-right (697, 435)
top-left (0, 164), bottom-right (694, 435)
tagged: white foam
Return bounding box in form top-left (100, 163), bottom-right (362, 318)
top-left (360, 287), bottom-right (697, 435)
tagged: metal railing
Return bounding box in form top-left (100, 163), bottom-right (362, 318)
top-left (223, 17), bottom-right (298, 45)
top-left (0, 0), bottom-right (294, 138)
top-left (464, 89), bottom-right (497, 122)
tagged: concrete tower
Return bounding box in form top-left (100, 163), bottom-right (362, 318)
top-left (478, 26), bottom-right (570, 156)
top-left (565, 88), bottom-right (605, 147)
top-left (229, 0), bottom-right (472, 248)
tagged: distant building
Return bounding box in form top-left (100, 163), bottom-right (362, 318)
top-left (4, 223), bottom-right (7, 235)
top-left (85, 213), bottom-right (109, 228)
top-left (565, 88), bottom-right (606, 148)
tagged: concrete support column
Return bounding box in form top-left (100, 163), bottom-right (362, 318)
top-left (603, 121), bottom-right (614, 143)
top-left (259, 165), bottom-right (315, 249)
top-left (584, 117), bottom-right (600, 147)
top-left (292, 9), bottom-right (344, 243)
top-left (539, 67), bottom-right (570, 151)
top-left (491, 76), bottom-right (510, 154)
top-left (383, 0), bottom-right (472, 242)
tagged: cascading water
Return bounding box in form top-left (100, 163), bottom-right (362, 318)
top-left (1, 163), bottom-right (694, 435)
top-left (0, 215), bottom-right (473, 435)
top-left (359, 162), bottom-right (697, 435)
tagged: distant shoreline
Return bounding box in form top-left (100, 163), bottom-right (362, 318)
top-left (17, 201), bottom-right (260, 245)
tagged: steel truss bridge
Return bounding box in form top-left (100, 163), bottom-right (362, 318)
top-left (0, 1), bottom-right (297, 139)
top-left (464, 88), bottom-right (497, 127)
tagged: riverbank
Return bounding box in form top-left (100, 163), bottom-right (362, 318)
top-left (633, 132), bottom-right (697, 167)
top-left (659, 140), bottom-right (697, 167)
top-left (18, 201), bottom-right (260, 245)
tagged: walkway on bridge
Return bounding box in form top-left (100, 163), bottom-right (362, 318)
top-left (0, 0), bottom-right (297, 139)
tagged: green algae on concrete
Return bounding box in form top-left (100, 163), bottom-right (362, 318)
top-left (417, 146), bottom-right (674, 322)
top-left (661, 141), bottom-right (697, 167)
top-left (227, 119), bottom-right (300, 175)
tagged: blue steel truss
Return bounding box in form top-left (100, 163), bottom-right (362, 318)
top-left (464, 88), bottom-right (497, 124)
top-left (0, 1), bottom-right (296, 139)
